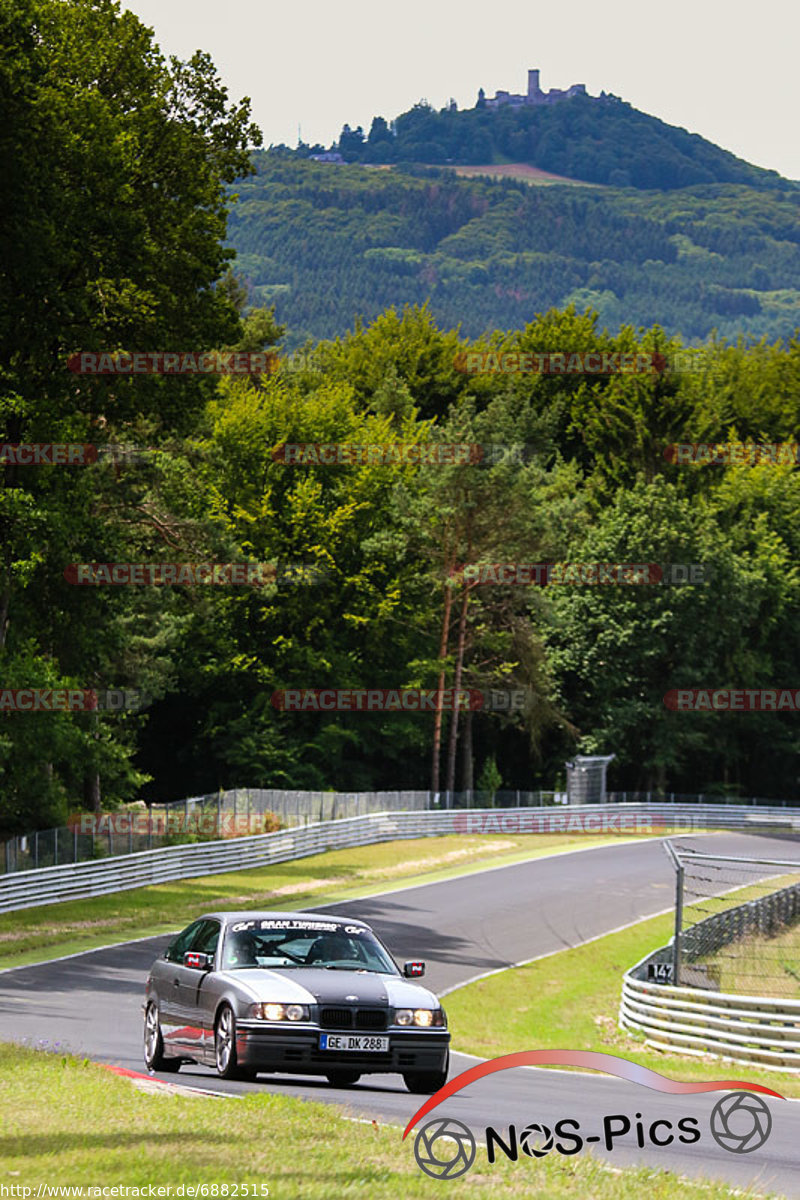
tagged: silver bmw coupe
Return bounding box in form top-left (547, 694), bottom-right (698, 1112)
top-left (144, 911), bottom-right (450, 1092)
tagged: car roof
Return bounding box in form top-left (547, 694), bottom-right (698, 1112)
top-left (194, 911), bottom-right (372, 929)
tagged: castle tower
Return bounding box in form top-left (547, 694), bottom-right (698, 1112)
top-left (527, 69), bottom-right (541, 99)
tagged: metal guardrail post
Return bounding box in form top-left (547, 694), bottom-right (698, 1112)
top-left (662, 838), bottom-right (683, 986)
top-left (673, 862), bottom-right (684, 987)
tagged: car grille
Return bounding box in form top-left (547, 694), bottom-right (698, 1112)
top-left (356, 1009), bottom-right (387, 1030)
top-left (319, 1007), bottom-right (387, 1031)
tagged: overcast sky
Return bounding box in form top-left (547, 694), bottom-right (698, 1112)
top-left (124, 0), bottom-right (799, 181)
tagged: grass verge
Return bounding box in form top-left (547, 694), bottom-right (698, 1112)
top-left (0, 832), bottom-right (658, 969)
top-left (0, 1045), bottom-right (775, 1199)
top-left (445, 911), bottom-right (800, 1098)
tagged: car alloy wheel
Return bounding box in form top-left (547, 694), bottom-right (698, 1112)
top-left (214, 1005), bottom-right (256, 1080)
top-left (215, 1005), bottom-right (236, 1076)
top-left (143, 1003), bottom-right (181, 1073)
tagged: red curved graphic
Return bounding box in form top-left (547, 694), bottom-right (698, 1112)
top-left (402, 1050), bottom-right (785, 1139)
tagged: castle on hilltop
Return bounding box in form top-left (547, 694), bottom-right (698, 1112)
top-left (477, 69), bottom-right (587, 110)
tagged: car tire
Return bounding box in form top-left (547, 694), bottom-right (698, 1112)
top-left (143, 1003), bottom-right (181, 1073)
top-left (214, 1005), bottom-right (247, 1079)
top-left (403, 1051), bottom-right (449, 1094)
top-left (325, 1070), bottom-right (361, 1087)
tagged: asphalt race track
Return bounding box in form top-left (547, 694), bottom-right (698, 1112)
top-left (1, 833), bottom-right (799, 1195)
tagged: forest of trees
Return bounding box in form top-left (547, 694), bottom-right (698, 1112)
top-left (229, 154), bottom-right (800, 349)
top-left (2, 0), bottom-right (800, 837)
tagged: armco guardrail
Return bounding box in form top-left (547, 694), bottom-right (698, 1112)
top-left (4, 787), bottom-right (793, 875)
top-left (620, 971), bottom-right (800, 1073)
top-left (0, 787), bottom-right (435, 874)
top-left (1, 801), bottom-right (798, 914)
top-left (1, 788), bottom-right (557, 874)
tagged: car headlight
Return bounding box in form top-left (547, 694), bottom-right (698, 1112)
top-left (250, 1003), bottom-right (310, 1021)
top-left (395, 1008), bottom-right (445, 1027)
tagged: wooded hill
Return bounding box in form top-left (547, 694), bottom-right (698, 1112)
top-left (317, 92), bottom-right (789, 192)
top-left (228, 154), bottom-right (800, 348)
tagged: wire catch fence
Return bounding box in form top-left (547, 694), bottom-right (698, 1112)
top-left (664, 841), bottom-right (800, 998)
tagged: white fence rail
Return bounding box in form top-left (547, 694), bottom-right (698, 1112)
top-left (620, 972), bottom-right (800, 1073)
top-left (1, 802), bottom-right (799, 915)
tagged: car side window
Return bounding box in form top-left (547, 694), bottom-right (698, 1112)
top-left (191, 919), bottom-right (221, 959)
top-left (165, 921), bottom-right (202, 963)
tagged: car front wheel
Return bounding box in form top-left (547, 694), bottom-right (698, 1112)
top-left (215, 1005), bottom-right (239, 1078)
top-left (403, 1051), bottom-right (449, 1094)
top-left (214, 1005), bottom-right (256, 1081)
top-left (143, 1003), bottom-right (181, 1073)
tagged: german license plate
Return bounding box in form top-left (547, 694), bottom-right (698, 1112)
top-left (319, 1034), bottom-right (389, 1052)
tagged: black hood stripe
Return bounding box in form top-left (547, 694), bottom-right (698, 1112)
top-left (270, 968), bottom-right (390, 1004)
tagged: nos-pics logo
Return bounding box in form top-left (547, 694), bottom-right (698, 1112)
top-left (404, 1051), bottom-right (782, 1181)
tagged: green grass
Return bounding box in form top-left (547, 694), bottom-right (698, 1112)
top-left (0, 832), bottom-right (656, 969)
top-left (445, 912), bottom-right (800, 1098)
top-left (0, 1046), bottom-right (775, 1199)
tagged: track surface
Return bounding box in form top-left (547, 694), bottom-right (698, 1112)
top-left (1, 832), bottom-right (799, 1195)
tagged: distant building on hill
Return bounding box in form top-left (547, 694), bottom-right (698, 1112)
top-left (477, 69), bottom-right (588, 110)
top-left (309, 151), bottom-right (345, 163)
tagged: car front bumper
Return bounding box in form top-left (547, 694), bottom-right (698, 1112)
top-left (235, 1023), bottom-right (450, 1074)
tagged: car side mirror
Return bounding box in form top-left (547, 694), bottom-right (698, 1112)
top-left (403, 961), bottom-right (425, 978)
top-left (184, 951), bottom-right (213, 971)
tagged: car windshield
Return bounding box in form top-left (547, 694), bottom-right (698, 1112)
top-left (220, 920), bottom-right (398, 974)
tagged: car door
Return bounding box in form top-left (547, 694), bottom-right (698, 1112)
top-left (183, 918), bottom-right (222, 1064)
top-left (168, 919), bottom-right (222, 1061)
top-left (158, 920), bottom-right (204, 1050)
